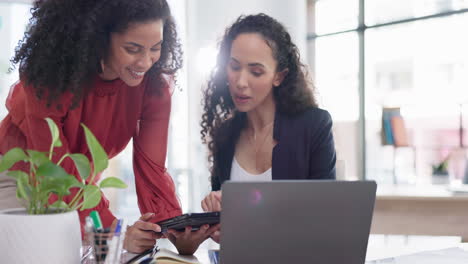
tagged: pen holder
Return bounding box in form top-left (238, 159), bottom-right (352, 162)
top-left (89, 228), bottom-right (112, 263)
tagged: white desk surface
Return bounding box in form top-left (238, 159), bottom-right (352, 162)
top-left (376, 184), bottom-right (468, 201)
top-left (365, 235), bottom-right (464, 261)
top-left (118, 235), bottom-right (467, 264)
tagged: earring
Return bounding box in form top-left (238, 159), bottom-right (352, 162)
top-left (100, 59), bottom-right (106, 73)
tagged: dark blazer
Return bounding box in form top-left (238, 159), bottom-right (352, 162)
top-left (212, 107), bottom-right (336, 191)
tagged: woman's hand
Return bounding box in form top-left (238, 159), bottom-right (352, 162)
top-left (167, 224), bottom-right (220, 255)
top-left (201, 191), bottom-right (222, 212)
top-left (201, 191), bottom-right (222, 243)
top-left (124, 213), bottom-right (163, 253)
top-left (210, 227), bottom-right (221, 243)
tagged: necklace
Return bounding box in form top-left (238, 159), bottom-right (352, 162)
top-left (248, 121), bottom-right (274, 172)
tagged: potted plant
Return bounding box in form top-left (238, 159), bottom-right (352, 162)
top-left (0, 118), bottom-right (127, 263)
top-left (431, 156), bottom-right (450, 185)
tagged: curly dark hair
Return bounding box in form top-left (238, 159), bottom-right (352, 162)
top-left (11, 0), bottom-right (182, 107)
top-left (200, 13), bottom-right (317, 179)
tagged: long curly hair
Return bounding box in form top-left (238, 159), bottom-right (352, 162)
top-left (11, 0), bottom-right (182, 107)
top-left (200, 13), bottom-right (317, 179)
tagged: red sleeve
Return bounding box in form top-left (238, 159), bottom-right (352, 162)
top-left (18, 83), bottom-right (115, 228)
top-left (133, 75), bottom-right (182, 222)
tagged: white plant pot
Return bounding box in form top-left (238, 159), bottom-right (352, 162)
top-left (0, 208), bottom-right (81, 264)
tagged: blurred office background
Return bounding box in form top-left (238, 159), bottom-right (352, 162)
top-left (1, 0), bottom-right (468, 224)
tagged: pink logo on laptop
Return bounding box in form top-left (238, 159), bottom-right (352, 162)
top-left (249, 189), bottom-right (262, 205)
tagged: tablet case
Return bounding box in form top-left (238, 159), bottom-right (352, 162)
top-left (157, 212), bottom-right (220, 232)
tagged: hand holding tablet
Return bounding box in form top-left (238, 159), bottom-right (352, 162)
top-left (156, 212), bottom-right (220, 233)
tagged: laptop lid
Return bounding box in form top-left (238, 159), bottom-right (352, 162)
top-left (220, 180), bottom-right (377, 264)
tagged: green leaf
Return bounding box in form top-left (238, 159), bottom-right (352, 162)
top-left (16, 182), bottom-right (27, 200)
top-left (45, 118), bottom-right (62, 148)
top-left (0, 148), bottom-right (28, 172)
top-left (81, 124), bottom-right (108, 174)
top-left (69, 154), bottom-right (91, 181)
top-left (6, 170), bottom-right (29, 180)
top-left (81, 185), bottom-right (101, 210)
top-left (7, 171), bottom-right (31, 201)
top-left (49, 200), bottom-right (69, 210)
top-left (36, 162), bottom-right (82, 197)
top-left (36, 161), bottom-right (69, 179)
top-left (100, 177), bottom-right (127, 189)
top-left (40, 174), bottom-right (82, 197)
top-left (27, 150), bottom-right (49, 167)
top-left (14, 172), bottom-right (30, 200)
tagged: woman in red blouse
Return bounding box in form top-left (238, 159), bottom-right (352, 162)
top-left (0, 0), bottom-right (214, 254)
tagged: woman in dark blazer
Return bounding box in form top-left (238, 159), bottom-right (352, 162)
top-left (200, 14), bottom-right (336, 242)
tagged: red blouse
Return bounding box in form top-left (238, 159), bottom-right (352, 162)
top-left (0, 75), bottom-right (182, 228)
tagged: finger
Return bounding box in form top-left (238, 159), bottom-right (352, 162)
top-left (199, 224), bottom-right (213, 237)
top-left (134, 220), bottom-right (161, 233)
top-left (133, 244), bottom-right (154, 253)
top-left (208, 195), bottom-right (216, 212)
top-left (129, 228), bottom-right (158, 241)
top-left (214, 191), bottom-right (222, 201)
top-left (184, 226), bottom-right (192, 237)
top-left (186, 225), bottom-right (209, 241)
top-left (139, 212), bottom-right (155, 221)
top-left (211, 230), bottom-right (221, 243)
top-left (200, 224), bottom-right (217, 239)
top-left (214, 196), bottom-right (222, 209)
top-left (209, 195), bottom-right (221, 212)
top-left (201, 198), bottom-right (209, 212)
top-left (167, 229), bottom-right (184, 239)
top-left (213, 200), bottom-right (221, 212)
top-left (191, 225), bottom-right (208, 235)
top-left (128, 225), bottom-right (160, 240)
top-left (128, 245), bottom-right (150, 254)
top-left (203, 196), bottom-right (212, 212)
top-left (155, 232), bottom-right (165, 239)
top-left (134, 238), bottom-right (157, 248)
top-left (206, 224), bottom-right (219, 234)
top-left (124, 236), bottom-right (154, 254)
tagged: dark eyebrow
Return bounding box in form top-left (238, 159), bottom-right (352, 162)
top-left (230, 57), bottom-right (265, 68)
top-left (124, 40), bottom-right (163, 48)
top-left (125, 42), bottom-right (144, 48)
top-left (152, 40), bottom-right (163, 47)
top-left (248, 63), bottom-right (265, 68)
top-left (230, 57), bottom-right (240, 64)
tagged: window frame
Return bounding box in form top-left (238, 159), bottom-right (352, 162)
top-left (307, 0), bottom-right (468, 180)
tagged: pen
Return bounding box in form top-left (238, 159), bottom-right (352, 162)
top-left (90, 211), bottom-right (108, 261)
top-left (104, 219), bottom-right (122, 264)
top-left (90, 210), bottom-right (103, 231)
top-left (116, 219), bottom-right (127, 263)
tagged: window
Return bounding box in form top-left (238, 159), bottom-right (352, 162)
top-left (0, 2), bottom-right (31, 117)
top-left (309, 0), bottom-right (468, 185)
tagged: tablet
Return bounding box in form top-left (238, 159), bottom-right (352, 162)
top-left (156, 212), bottom-right (220, 232)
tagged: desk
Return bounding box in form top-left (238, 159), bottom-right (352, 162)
top-left (366, 241), bottom-right (468, 263)
top-left (370, 185), bottom-right (468, 242)
top-left (92, 235), bottom-right (464, 263)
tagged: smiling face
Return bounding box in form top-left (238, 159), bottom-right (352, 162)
top-left (227, 33), bottom-right (286, 113)
top-left (100, 19), bottom-right (164, 86)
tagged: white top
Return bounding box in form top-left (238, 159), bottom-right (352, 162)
top-left (230, 157), bottom-right (272, 182)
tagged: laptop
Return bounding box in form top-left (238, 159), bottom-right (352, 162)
top-left (220, 180), bottom-right (377, 264)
